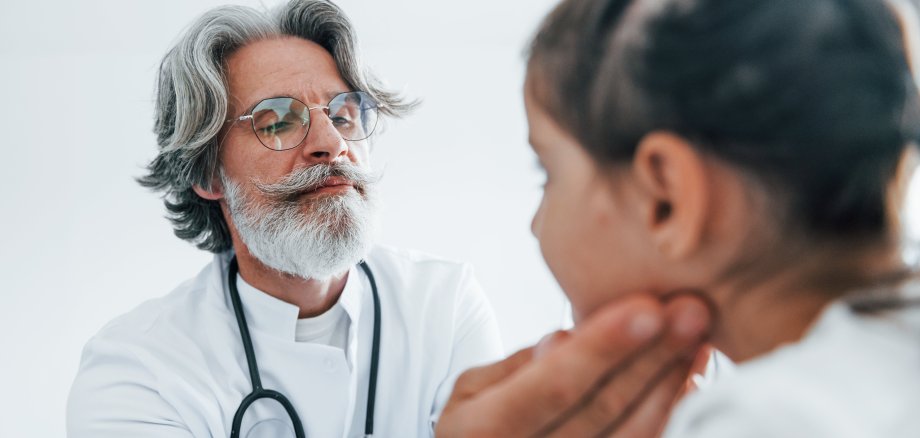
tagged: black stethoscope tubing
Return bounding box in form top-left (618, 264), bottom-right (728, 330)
top-left (227, 256), bottom-right (381, 437)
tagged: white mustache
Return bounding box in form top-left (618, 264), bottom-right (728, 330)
top-left (253, 162), bottom-right (378, 202)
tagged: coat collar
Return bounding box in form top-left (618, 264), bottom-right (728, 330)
top-left (210, 252), bottom-right (366, 342)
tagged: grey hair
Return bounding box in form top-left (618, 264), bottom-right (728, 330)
top-left (138, 0), bottom-right (414, 253)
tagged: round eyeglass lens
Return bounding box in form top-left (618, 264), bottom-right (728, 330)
top-left (328, 91), bottom-right (378, 141)
top-left (250, 97), bottom-right (310, 151)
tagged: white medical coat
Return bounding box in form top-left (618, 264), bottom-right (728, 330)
top-left (67, 246), bottom-right (503, 437)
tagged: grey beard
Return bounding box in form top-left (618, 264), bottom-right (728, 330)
top-left (221, 163), bottom-right (379, 281)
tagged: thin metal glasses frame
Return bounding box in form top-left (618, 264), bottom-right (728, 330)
top-left (225, 91), bottom-right (379, 151)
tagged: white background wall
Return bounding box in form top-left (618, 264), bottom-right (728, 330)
top-left (1, 1), bottom-right (919, 437)
top-left (0, 0), bottom-right (565, 436)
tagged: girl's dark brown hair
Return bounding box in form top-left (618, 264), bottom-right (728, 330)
top-left (528, 0), bottom-right (920, 242)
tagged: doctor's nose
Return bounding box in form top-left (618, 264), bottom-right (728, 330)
top-left (301, 110), bottom-right (350, 165)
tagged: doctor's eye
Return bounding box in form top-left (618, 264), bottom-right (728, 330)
top-left (330, 115), bottom-right (354, 127)
top-left (257, 121), bottom-right (296, 136)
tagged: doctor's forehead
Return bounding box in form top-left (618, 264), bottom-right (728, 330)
top-left (225, 37), bottom-right (351, 111)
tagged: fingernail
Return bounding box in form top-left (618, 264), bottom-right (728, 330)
top-left (673, 301), bottom-right (708, 339)
top-left (629, 310), bottom-right (662, 340)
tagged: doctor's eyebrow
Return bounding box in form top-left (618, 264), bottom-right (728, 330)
top-left (233, 89), bottom-right (353, 118)
top-left (249, 89), bottom-right (351, 107)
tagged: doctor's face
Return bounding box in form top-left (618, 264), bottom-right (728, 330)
top-left (525, 82), bottom-right (661, 323)
top-left (219, 36), bottom-right (373, 202)
top-left (207, 36), bottom-right (379, 280)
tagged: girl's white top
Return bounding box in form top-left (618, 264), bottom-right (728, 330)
top-left (665, 281), bottom-right (920, 438)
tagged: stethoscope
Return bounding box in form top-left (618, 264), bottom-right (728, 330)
top-left (227, 256), bottom-right (382, 438)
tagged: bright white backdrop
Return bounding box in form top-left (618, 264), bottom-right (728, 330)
top-left (1, 1), bottom-right (919, 437)
top-left (0, 0), bottom-right (564, 436)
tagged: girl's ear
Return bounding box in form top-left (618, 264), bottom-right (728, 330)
top-left (632, 131), bottom-right (710, 260)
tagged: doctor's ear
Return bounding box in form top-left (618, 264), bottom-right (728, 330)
top-left (632, 132), bottom-right (710, 260)
top-left (193, 180), bottom-right (224, 201)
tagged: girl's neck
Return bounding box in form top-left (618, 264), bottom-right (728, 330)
top-left (708, 244), bottom-right (908, 362)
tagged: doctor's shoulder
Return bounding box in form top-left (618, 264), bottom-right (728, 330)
top-left (365, 244), bottom-right (503, 351)
top-left (81, 261), bottom-right (219, 344)
top-left (67, 264), bottom-right (219, 437)
top-left (70, 259), bottom-right (220, 370)
top-left (365, 245), bottom-right (494, 317)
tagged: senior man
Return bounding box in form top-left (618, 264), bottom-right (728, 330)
top-left (66, 1), bottom-right (505, 436)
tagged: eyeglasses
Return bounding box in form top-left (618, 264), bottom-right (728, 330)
top-left (226, 91), bottom-right (379, 151)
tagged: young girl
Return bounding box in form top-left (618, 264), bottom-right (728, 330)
top-left (439, 0), bottom-right (920, 435)
top-left (515, 0), bottom-right (920, 435)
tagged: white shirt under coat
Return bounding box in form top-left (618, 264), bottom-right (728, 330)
top-left (664, 282), bottom-right (920, 437)
top-left (67, 246), bottom-right (504, 437)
